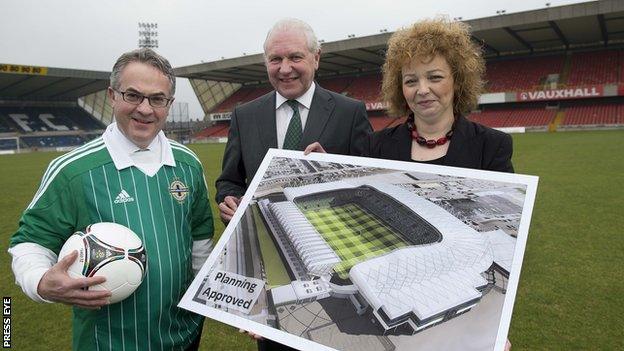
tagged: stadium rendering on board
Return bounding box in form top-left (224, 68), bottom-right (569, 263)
top-left (187, 153), bottom-right (528, 351)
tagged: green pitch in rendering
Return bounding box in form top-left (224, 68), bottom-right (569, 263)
top-left (300, 203), bottom-right (408, 279)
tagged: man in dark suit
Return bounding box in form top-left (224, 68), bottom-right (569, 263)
top-left (216, 18), bottom-right (371, 223)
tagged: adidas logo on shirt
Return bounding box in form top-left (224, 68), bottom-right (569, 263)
top-left (114, 189), bottom-right (135, 204)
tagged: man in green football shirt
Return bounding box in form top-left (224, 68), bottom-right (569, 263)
top-left (8, 48), bottom-right (214, 350)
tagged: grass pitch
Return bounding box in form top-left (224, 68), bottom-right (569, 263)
top-left (252, 204), bottom-right (292, 288)
top-left (1, 130), bottom-right (623, 350)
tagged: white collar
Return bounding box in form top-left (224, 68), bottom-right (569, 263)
top-left (275, 81), bottom-right (316, 110)
top-left (102, 122), bottom-right (176, 171)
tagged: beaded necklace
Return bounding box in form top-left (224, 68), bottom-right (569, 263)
top-left (407, 118), bottom-right (454, 149)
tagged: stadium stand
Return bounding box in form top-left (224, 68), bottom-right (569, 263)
top-left (210, 75), bottom-right (373, 115)
top-left (210, 75), bottom-right (372, 115)
top-left (267, 201), bottom-right (341, 277)
top-left (2, 106), bottom-right (105, 132)
top-left (0, 63), bottom-right (111, 152)
top-left (566, 50), bottom-right (619, 86)
top-left (619, 50), bottom-right (624, 84)
top-left (194, 46), bottom-right (624, 135)
top-left (507, 108), bottom-right (557, 127)
top-left (212, 86), bottom-right (273, 113)
top-left (368, 116), bottom-right (394, 131)
top-left (485, 55), bottom-right (565, 92)
top-left (209, 126), bottom-right (230, 137)
top-left (215, 88), bottom-right (254, 112)
top-left (343, 74), bottom-right (382, 104)
top-left (561, 103), bottom-right (624, 126)
top-left (0, 105), bottom-right (105, 149)
top-left (213, 87), bottom-right (255, 113)
top-left (468, 107), bottom-right (557, 128)
top-left (176, 1), bottom-right (624, 142)
top-left (366, 110), bottom-right (403, 131)
top-left (0, 115), bottom-right (17, 133)
top-left (318, 76), bottom-right (353, 94)
top-left (1, 107), bottom-right (72, 132)
top-left (21, 135), bottom-right (86, 148)
top-left (468, 110), bottom-right (511, 128)
top-left (192, 122), bottom-right (230, 138)
top-left (0, 138), bottom-right (18, 151)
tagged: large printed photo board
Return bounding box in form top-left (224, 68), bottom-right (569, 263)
top-left (180, 149), bottom-right (539, 351)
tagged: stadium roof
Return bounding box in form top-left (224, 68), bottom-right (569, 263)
top-left (0, 64), bottom-right (110, 101)
top-left (175, 0), bottom-right (624, 85)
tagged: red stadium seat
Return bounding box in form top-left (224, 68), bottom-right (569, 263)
top-left (468, 107), bottom-right (556, 128)
top-left (567, 50), bottom-right (619, 86)
top-left (368, 116), bottom-right (398, 131)
top-left (562, 103), bottom-right (623, 126)
top-left (212, 86), bottom-right (273, 113)
top-left (193, 123), bottom-right (230, 138)
top-left (318, 76), bottom-right (353, 94)
top-left (344, 74), bottom-right (382, 104)
top-left (485, 55), bottom-right (565, 92)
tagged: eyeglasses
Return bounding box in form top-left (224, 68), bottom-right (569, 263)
top-left (113, 89), bottom-right (173, 108)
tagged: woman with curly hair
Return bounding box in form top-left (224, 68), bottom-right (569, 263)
top-left (369, 17), bottom-right (514, 172)
top-left (301, 17), bottom-right (514, 350)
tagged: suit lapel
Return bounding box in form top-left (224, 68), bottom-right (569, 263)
top-left (301, 86), bottom-right (334, 148)
top-left (256, 92), bottom-right (278, 150)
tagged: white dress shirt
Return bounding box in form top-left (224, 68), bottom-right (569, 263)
top-left (103, 123), bottom-right (173, 177)
top-left (275, 82), bottom-right (316, 148)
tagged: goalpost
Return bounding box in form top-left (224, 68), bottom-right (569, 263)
top-left (0, 136), bottom-right (21, 154)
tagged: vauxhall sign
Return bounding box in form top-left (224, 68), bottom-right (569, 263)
top-left (517, 86), bottom-right (603, 101)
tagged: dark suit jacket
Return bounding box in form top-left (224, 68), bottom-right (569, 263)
top-left (216, 85), bottom-right (371, 203)
top-left (368, 115), bottom-right (514, 172)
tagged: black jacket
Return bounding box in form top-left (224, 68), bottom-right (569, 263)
top-left (368, 115), bottom-right (514, 172)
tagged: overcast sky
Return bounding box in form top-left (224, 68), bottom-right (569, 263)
top-left (1, 0), bottom-right (589, 120)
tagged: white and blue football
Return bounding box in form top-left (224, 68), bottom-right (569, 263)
top-left (58, 222), bottom-right (147, 304)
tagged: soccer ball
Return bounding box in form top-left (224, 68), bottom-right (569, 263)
top-left (58, 222), bottom-right (147, 304)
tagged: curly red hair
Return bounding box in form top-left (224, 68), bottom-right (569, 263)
top-left (382, 17), bottom-right (485, 117)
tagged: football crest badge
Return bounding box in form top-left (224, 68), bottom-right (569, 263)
top-left (169, 178), bottom-right (189, 203)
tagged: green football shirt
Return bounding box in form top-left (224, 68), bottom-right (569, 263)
top-left (10, 136), bottom-right (214, 350)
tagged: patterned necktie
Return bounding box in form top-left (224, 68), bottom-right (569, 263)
top-left (283, 100), bottom-right (302, 150)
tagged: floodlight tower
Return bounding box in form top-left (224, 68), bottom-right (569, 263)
top-left (138, 22), bottom-right (159, 49)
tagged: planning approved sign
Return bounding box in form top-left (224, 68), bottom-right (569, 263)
top-left (195, 270), bottom-right (264, 314)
